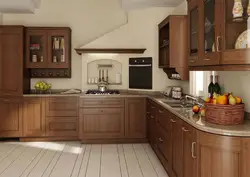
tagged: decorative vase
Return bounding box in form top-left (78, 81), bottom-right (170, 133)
top-left (247, 0), bottom-right (250, 16)
top-left (232, 0), bottom-right (244, 18)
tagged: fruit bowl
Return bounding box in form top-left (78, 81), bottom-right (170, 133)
top-left (34, 81), bottom-right (52, 94)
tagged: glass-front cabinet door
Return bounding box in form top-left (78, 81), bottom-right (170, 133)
top-left (202, 0), bottom-right (220, 65)
top-left (188, 0), bottom-right (199, 66)
top-left (48, 29), bottom-right (70, 68)
top-left (26, 30), bottom-right (48, 68)
top-left (221, 0), bottom-right (250, 64)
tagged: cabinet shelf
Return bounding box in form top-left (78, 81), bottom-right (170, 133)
top-left (227, 16), bottom-right (250, 23)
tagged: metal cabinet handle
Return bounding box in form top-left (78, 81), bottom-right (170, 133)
top-left (189, 60), bottom-right (195, 63)
top-left (158, 137), bottom-right (163, 142)
top-left (159, 110), bottom-right (164, 114)
top-left (216, 36), bottom-right (222, 52)
top-left (191, 142), bottom-right (197, 159)
top-left (3, 99), bottom-right (10, 102)
top-left (204, 58), bottom-right (210, 61)
top-left (150, 116), bottom-right (154, 119)
top-left (182, 127), bottom-right (189, 132)
top-left (170, 119), bottom-right (176, 123)
top-left (151, 106), bottom-right (155, 109)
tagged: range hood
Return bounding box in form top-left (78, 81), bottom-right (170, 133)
top-left (0, 0), bottom-right (41, 13)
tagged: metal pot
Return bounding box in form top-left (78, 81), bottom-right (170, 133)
top-left (98, 83), bottom-right (108, 92)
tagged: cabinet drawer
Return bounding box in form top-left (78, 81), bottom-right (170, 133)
top-left (158, 108), bottom-right (171, 131)
top-left (46, 97), bottom-right (78, 117)
top-left (80, 98), bottom-right (124, 108)
top-left (82, 108), bottom-right (123, 115)
top-left (46, 117), bottom-right (78, 137)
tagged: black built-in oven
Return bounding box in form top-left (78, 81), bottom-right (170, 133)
top-left (129, 57), bottom-right (152, 90)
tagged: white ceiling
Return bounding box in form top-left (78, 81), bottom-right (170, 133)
top-left (121, 0), bottom-right (184, 10)
top-left (0, 0), bottom-right (41, 13)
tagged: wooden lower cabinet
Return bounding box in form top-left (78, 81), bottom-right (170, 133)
top-left (0, 98), bottom-right (23, 137)
top-left (80, 108), bottom-right (125, 139)
top-left (125, 98), bottom-right (146, 138)
top-left (23, 97), bottom-right (45, 137)
top-left (171, 116), bottom-right (183, 177)
top-left (198, 131), bottom-right (242, 177)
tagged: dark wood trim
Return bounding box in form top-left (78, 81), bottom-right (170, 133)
top-left (189, 64), bottom-right (250, 71)
top-left (75, 48), bottom-right (146, 55)
top-left (20, 137), bottom-right (79, 142)
top-left (81, 138), bottom-right (148, 144)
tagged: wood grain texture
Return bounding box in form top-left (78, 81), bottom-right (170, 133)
top-left (125, 98), bottom-right (147, 139)
top-left (23, 97), bottom-right (46, 137)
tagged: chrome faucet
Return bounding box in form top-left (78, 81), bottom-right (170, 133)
top-left (181, 94), bottom-right (204, 108)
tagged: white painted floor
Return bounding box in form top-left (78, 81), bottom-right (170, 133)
top-left (0, 142), bottom-right (169, 177)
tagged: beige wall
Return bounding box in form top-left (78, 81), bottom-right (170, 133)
top-left (2, 0), bottom-right (127, 89)
top-left (0, 13), bottom-right (2, 25)
top-left (81, 7), bottom-right (190, 91)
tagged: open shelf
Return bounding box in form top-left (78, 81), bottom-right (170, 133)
top-left (227, 16), bottom-right (250, 23)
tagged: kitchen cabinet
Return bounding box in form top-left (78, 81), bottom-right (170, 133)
top-left (158, 16), bottom-right (189, 80)
top-left (0, 98), bottom-right (23, 137)
top-left (187, 0), bottom-right (250, 70)
top-left (0, 26), bottom-right (29, 97)
top-left (147, 100), bottom-right (158, 150)
top-left (23, 97), bottom-right (45, 137)
top-left (171, 116), bottom-right (183, 177)
top-left (80, 108), bottom-right (125, 139)
top-left (45, 97), bottom-right (78, 137)
top-left (125, 98), bottom-right (146, 139)
top-left (25, 27), bottom-right (71, 78)
top-left (182, 122), bottom-right (197, 177)
top-left (197, 131), bottom-right (242, 177)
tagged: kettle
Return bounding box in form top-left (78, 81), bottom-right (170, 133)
top-left (98, 82), bottom-right (108, 92)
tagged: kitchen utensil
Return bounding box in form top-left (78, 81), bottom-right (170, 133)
top-left (98, 82), bottom-right (108, 92)
top-left (235, 29), bottom-right (250, 49)
top-left (163, 86), bottom-right (173, 97)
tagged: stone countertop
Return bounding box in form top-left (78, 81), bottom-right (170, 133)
top-left (149, 97), bottom-right (250, 137)
top-left (23, 92), bottom-right (250, 137)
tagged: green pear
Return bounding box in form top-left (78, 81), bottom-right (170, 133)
top-left (229, 96), bottom-right (236, 105)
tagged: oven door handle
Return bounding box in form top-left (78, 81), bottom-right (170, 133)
top-left (129, 64), bottom-right (152, 67)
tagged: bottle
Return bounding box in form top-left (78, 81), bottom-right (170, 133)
top-left (214, 75), bottom-right (221, 94)
top-left (208, 75), bottom-right (214, 98)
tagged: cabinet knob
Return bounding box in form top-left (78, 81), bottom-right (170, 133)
top-left (159, 110), bottom-right (164, 114)
top-left (150, 116), bottom-right (154, 119)
top-left (56, 73), bottom-right (60, 76)
top-left (49, 73), bottom-right (53, 76)
top-left (158, 137), bottom-right (163, 142)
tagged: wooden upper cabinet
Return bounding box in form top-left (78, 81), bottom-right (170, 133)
top-left (197, 131), bottom-right (242, 177)
top-left (159, 16), bottom-right (188, 68)
top-left (0, 98), bottom-right (23, 137)
top-left (200, 0), bottom-right (221, 66)
top-left (48, 29), bottom-right (71, 68)
top-left (125, 98), bottom-right (146, 139)
top-left (25, 29), bottom-right (48, 68)
top-left (23, 97), bottom-right (45, 137)
top-left (25, 27), bottom-right (71, 69)
top-left (0, 26), bottom-right (24, 97)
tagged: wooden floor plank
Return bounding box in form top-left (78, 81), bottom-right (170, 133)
top-left (117, 144), bottom-right (129, 177)
top-left (0, 144), bottom-right (28, 175)
top-left (123, 144), bottom-right (143, 177)
top-left (85, 144), bottom-right (102, 177)
top-left (0, 142), bottom-right (45, 177)
top-left (142, 144), bottom-right (169, 177)
top-left (0, 142), bottom-right (19, 162)
top-left (49, 142), bottom-right (81, 177)
top-left (78, 145), bottom-right (91, 177)
top-left (100, 144), bottom-right (121, 177)
top-left (70, 144), bottom-right (86, 177)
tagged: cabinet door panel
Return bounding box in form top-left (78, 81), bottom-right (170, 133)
top-left (0, 99), bottom-right (22, 137)
top-left (171, 116), bottom-right (183, 177)
top-left (125, 98), bottom-right (146, 138)
top-left (23, 98), bottom-right (45, 137)
top-left (198, 131), bottom-right (241, 177)
top-left (0, 27), bottom-right (23, 97)
top-left (81, 108), bottom-right (124, 139)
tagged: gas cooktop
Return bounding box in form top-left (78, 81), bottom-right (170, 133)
top-left (85, 90), bottom-right (120, 95)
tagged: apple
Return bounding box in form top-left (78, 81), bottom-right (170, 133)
top-left (192, 105), bottom-right (200, 114)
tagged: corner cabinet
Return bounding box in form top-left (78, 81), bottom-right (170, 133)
top-left (25, 27), bottom-right (71, 78)
top-left (187, 0), bottom-right (250, 70)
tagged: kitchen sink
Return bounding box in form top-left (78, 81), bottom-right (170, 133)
top-left (162, 101), bottom-right (193, 108)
